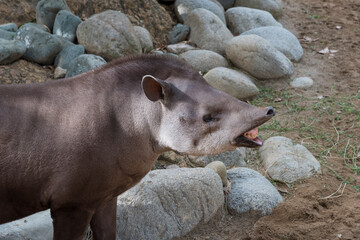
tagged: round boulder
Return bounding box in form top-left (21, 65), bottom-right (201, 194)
top-left (234, 0), bottom-right (283, 19)
top-left (185, 8), bottom-right (233, 55)
top-left (206, 161), bottom-right (228, 187)
top-left (179, 49), bottom-right (229, 73)
top-left (55, 44), bottom-right (85, 70)
top-left (0, 39), bottom-right (26, 65)
top-left (290, 77), bottom-right (314, 89)
top-left (76, 10), bottom-right (142, 61)
top-left (226, 7), bottom-right (282, 35)
top-left (227, 167), bottom-right (283, 215)
top-left (168, 24), bottom-right (190, 44)
top-left (16, 23), bottom-right (63, 65)
top-left (53, 10), bottom-right (82, 43)
top-left (225, 35), bottom-right (294, 79)
top-left (65, 54), bottom-right (106, 78)
top-left (0, 23), bottom-right (18, 32)
top-left (36, 0), bottom-right (70, 30)
top-left (204, 67), bottom-right (259, 99)
top-left (260, 136), bottom-right (321, 183)
top-left (116, 168), bottom-right (224, 240)
top-left (133, 26), bottom-right (153, 53)
top-left (241, 26), bottom-right (303, 62)
top-left (175, 0), bottom-right (226, 23)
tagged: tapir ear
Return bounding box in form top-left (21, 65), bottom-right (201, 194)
top-left (141, 75), bottom-right (170, 102)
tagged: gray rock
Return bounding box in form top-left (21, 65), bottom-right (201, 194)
top-left (227, 167), bottom-right (282, 215)
top-left (0, 29), bottom-right (15, 40)
top-left (260, 136), bottom-right (321, 183)
top-left (204, 67), bottom-right (259, 100)
top-left (175, 0), bottom-right (226, 23)
top-left (166, 43), bottom-right (195, 54)
top-left (218, 0), bottom-right (235, 10)
top-left (53, 10), bottom-right (82, 42)
top-left (36, 0), bottom-right (70, 30)
top-left (241, 26), bottom-right (303, 62)
top-left (133, 26), bottom-right (153, 53)
top-left (226, 7), bottom-right (282, 35)
top-left (65, 54), bottom-right (106, 78)
top-left (191, 147), bottom-right (247, 168)
top-left (225, 35), bottom-right (294, 79)
top-left (0, 210), bottom-right (52, 240)
top-left (206, 161), bottom-right (228, 187)
top-left (163, 52), bottom-right (179, 58)
top-left (76, 10), bottom-right (142, 61)
top-left (168, 24), bottom-right (190, 44)
top-left (290, 77), bottom-right (314, 89)
top-left (16, 24), bottom-right (63, 65)
top-left (185, 8), bottom-right (233, 55)
top-left (55, 44), bottom-right (85, 70)
top-left (0, 39), bottom-right (26, 65)
top-left (0, 23), bottom-right (18, 32)
top-left (21, 23), bottom-right (49, 32)
top-left (54, 67), bottom-right (67, 79)
top-left (180, 49), bottom-right (229, 73)
top-left (234, 0), bottom-right (283, 19)
top-left (116, 168), bottom-right (224, 240)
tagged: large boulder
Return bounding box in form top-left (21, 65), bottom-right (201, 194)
top-left (234, 0), bottom-right (283, 19)
top-left (204, 67), bottom-right (259, 100)
top-left (0, 39), bottom-right (26, 65)
top-left (259, 136), bottom-right (321, 183)
top-left (76, 10), bottom-right (141, 61)
top-left (36, 0), bottom-right (70, 30)
top-left (0, 210), bottom-right (52, 240)
top-left (241, 26), bottom-right (303, 62)
top-left (116, 168), bottom-right (224, 240)
top-left (227, 168), bottom-right (283, 215)
top-left (175, 0), bottom-right (226, 23)
top-left (179, 49), bottom-right (229, 73)
top-left (15, 23), bottom-right (63, 65)
top-left (226, 7), bottom-right (282, 35)
top-left (225, 35), bottom-right (294, 79)
top-left (185, 8), bottom-right (233, 55)
top-left (53, 10), bottom-right (82, 42)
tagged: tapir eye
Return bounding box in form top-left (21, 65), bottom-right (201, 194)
top-left (203, 114), bottom-right (217, 123)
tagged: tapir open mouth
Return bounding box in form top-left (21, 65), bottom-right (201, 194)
top-left (233, 127), bottom-right (264, 148)
top-left (231, 106), bottom-right (275, 148)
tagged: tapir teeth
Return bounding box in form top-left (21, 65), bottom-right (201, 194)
top-left (243, 127), bottom-right (258, 140)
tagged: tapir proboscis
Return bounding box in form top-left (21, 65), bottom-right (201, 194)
top-left (0, 54), bottom-right (275, 240)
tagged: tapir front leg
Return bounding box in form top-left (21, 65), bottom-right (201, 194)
top-left (51, 208), bottom-right (94, 240)
top-left (90, 198), bottom-right (117, 240)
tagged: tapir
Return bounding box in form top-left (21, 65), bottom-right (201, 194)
top-left (0, 54), bottom-right (275, 240)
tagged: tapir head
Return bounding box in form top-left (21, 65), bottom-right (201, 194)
top-left (141, 72), bottom-right (275, 156)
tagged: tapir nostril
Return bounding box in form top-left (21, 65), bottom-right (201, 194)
top-left (266, 106), bottom-right (275, 116)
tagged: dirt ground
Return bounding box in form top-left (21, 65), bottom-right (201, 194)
top-left (0, 0), bottom-right (359, 239)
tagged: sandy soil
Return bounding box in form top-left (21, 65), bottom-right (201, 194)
top-left (0, 0), bottom-right (359, 239)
